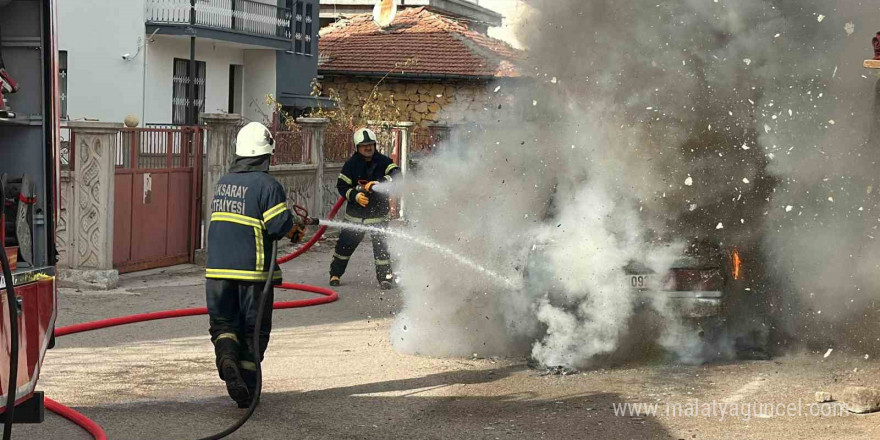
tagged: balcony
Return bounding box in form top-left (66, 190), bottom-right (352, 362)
top-left (146, 0), bottom-right (293, 49)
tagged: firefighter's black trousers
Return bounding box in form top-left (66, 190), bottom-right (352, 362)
top-left (329, 220), bottom-right (393, 282)
top-left (206, 279), bottom-right (274, 389)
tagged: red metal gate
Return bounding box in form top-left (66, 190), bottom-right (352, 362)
top-left (113, 127), bottom-right (204, 273)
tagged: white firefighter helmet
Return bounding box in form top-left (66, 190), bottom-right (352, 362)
top-left (353, 127), bottom-right (378, 148)
top-left (235, 122), bottom-right (275, 157)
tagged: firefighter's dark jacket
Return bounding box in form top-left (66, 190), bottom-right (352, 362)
top-left (206, 155), bottom-right (293, 282)
top-left (337, 151), bottom-right (402, 223)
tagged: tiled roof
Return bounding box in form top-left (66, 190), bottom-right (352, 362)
top-left (318, 7), bottom-right (521, 78)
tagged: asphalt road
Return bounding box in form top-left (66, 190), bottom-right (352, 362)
top-left (11, 239), bottom-right (880, 439)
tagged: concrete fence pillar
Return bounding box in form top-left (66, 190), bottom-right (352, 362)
top-left (199, 113), bottom-right (242, 257)
top-left (296, 117), bottom-right (329, 215)
top-left (58, 121), bottom-right (123, 289)
top-left (395, 122), bottom-right (415, 218)
top-left (396, 122), bottom-right (415, 172)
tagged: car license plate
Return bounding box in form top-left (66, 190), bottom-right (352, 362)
top-left (627, 274), bottom-right (653, 290)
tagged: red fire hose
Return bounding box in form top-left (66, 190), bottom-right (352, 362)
top-left (54, 284), bottom-right (339, 338)
top-left (45, 197), bottom-right (347, 440)
top-left (44, 398), bottom-right (109, 440)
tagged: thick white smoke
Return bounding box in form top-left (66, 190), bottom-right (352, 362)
top-left (389, 0), bottom-right (880, 367)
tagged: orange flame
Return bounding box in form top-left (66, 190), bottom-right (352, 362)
top-left (732, 248), bottom-right (742, 281)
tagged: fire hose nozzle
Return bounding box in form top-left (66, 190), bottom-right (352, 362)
top-left (355, 180), bottom-right (377, 194)
top-left (307, 217), bottom-right (321, 226)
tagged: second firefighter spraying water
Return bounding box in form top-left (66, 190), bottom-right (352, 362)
top-left (330, 128), bottom-right (402, 290)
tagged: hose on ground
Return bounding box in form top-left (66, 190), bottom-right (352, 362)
top-left (44, 398), bottom-right (107, 440)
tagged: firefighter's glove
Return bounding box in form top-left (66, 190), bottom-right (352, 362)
top-left (355, 192), bottom-right (370, 208)
top-left (363, 181), bottom-right (380, 193)
top-left (286, 216), bottom-right (307, 243)
top-left (288, 225), bottom-right (306, 243)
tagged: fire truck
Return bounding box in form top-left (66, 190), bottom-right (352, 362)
top-left (0, 0), bottom-right (60, 426)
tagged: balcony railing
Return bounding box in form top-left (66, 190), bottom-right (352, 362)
top-left (146, 0), bottom-right (292, 40)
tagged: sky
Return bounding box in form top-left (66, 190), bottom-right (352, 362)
top-left (476, 0), bottom-right (526, 48)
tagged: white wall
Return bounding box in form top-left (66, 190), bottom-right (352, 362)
top-left (145, 38), bottom-right (278, 125)
top-left (146, 37), bottom-right (249, 124)
top-left (60, 1), bottom-right (280, 125)
top-left (242, 50), bottom-right (277, 124)
top-left (58, 0), bottom-right (146, 122)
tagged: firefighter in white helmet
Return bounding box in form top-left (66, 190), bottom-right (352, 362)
top-left (329, 127), bottom-right (402, 289)
top-left (205, 121), bottom-right (306, 407)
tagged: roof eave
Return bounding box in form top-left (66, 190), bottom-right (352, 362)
top-left (318, 69), bottom-right (504, 81)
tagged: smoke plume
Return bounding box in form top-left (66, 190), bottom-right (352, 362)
top-left (389, 0), bottom-right (880, 367)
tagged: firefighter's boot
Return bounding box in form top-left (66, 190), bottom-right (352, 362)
top-left (240, 368), bottom-right (258, 408)
top-left (214, 337), bottom-right (250, 407)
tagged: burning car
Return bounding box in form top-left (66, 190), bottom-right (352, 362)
top-left (524, 238), bottom-right (752, 363)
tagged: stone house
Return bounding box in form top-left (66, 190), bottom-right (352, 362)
top-left (316, 6), bottom-right (522, 127)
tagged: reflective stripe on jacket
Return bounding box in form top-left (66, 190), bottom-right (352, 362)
top-left (337, 152), bottom-right (402, 220)
top-left (206, 159), bottom-right (293, 281)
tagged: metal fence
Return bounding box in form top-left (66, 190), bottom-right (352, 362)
top-left (58, 125), bottom-right (207, 172)
top-left (271, 126), bottom-right (308, 165)
top-left (117, 127), bottom-right (204, 170)
top-left (146, 0), bottom-right (292, 40)
top-left (323, 125), bottom-right (353, 163)
top-left (60, 122), bottom-right (449, 171)
top-left (410, 127), bottom-right (449, 154)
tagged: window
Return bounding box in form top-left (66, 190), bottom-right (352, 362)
top-left (59, 50), bottom-right (68, 119)
top-left (228, 64), bottom-right (243, 114)
top-left (294, 1), bottom-right (304, 54)
top-left (304, 3), bottom-right (313, 56)
top-left (172, 58), bottom-right (206, 125)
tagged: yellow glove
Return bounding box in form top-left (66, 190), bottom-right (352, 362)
top-left (286, 225), bottom-right (306, 243)
top-left (355, 192), bottom-right (370, 207)
top-left (364, 181), bottom-right (380, 193)
top-left (285, 215), bottom-right (307, 243)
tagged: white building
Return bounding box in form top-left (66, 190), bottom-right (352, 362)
top-left (59, 0), bottom-right (322, 125)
